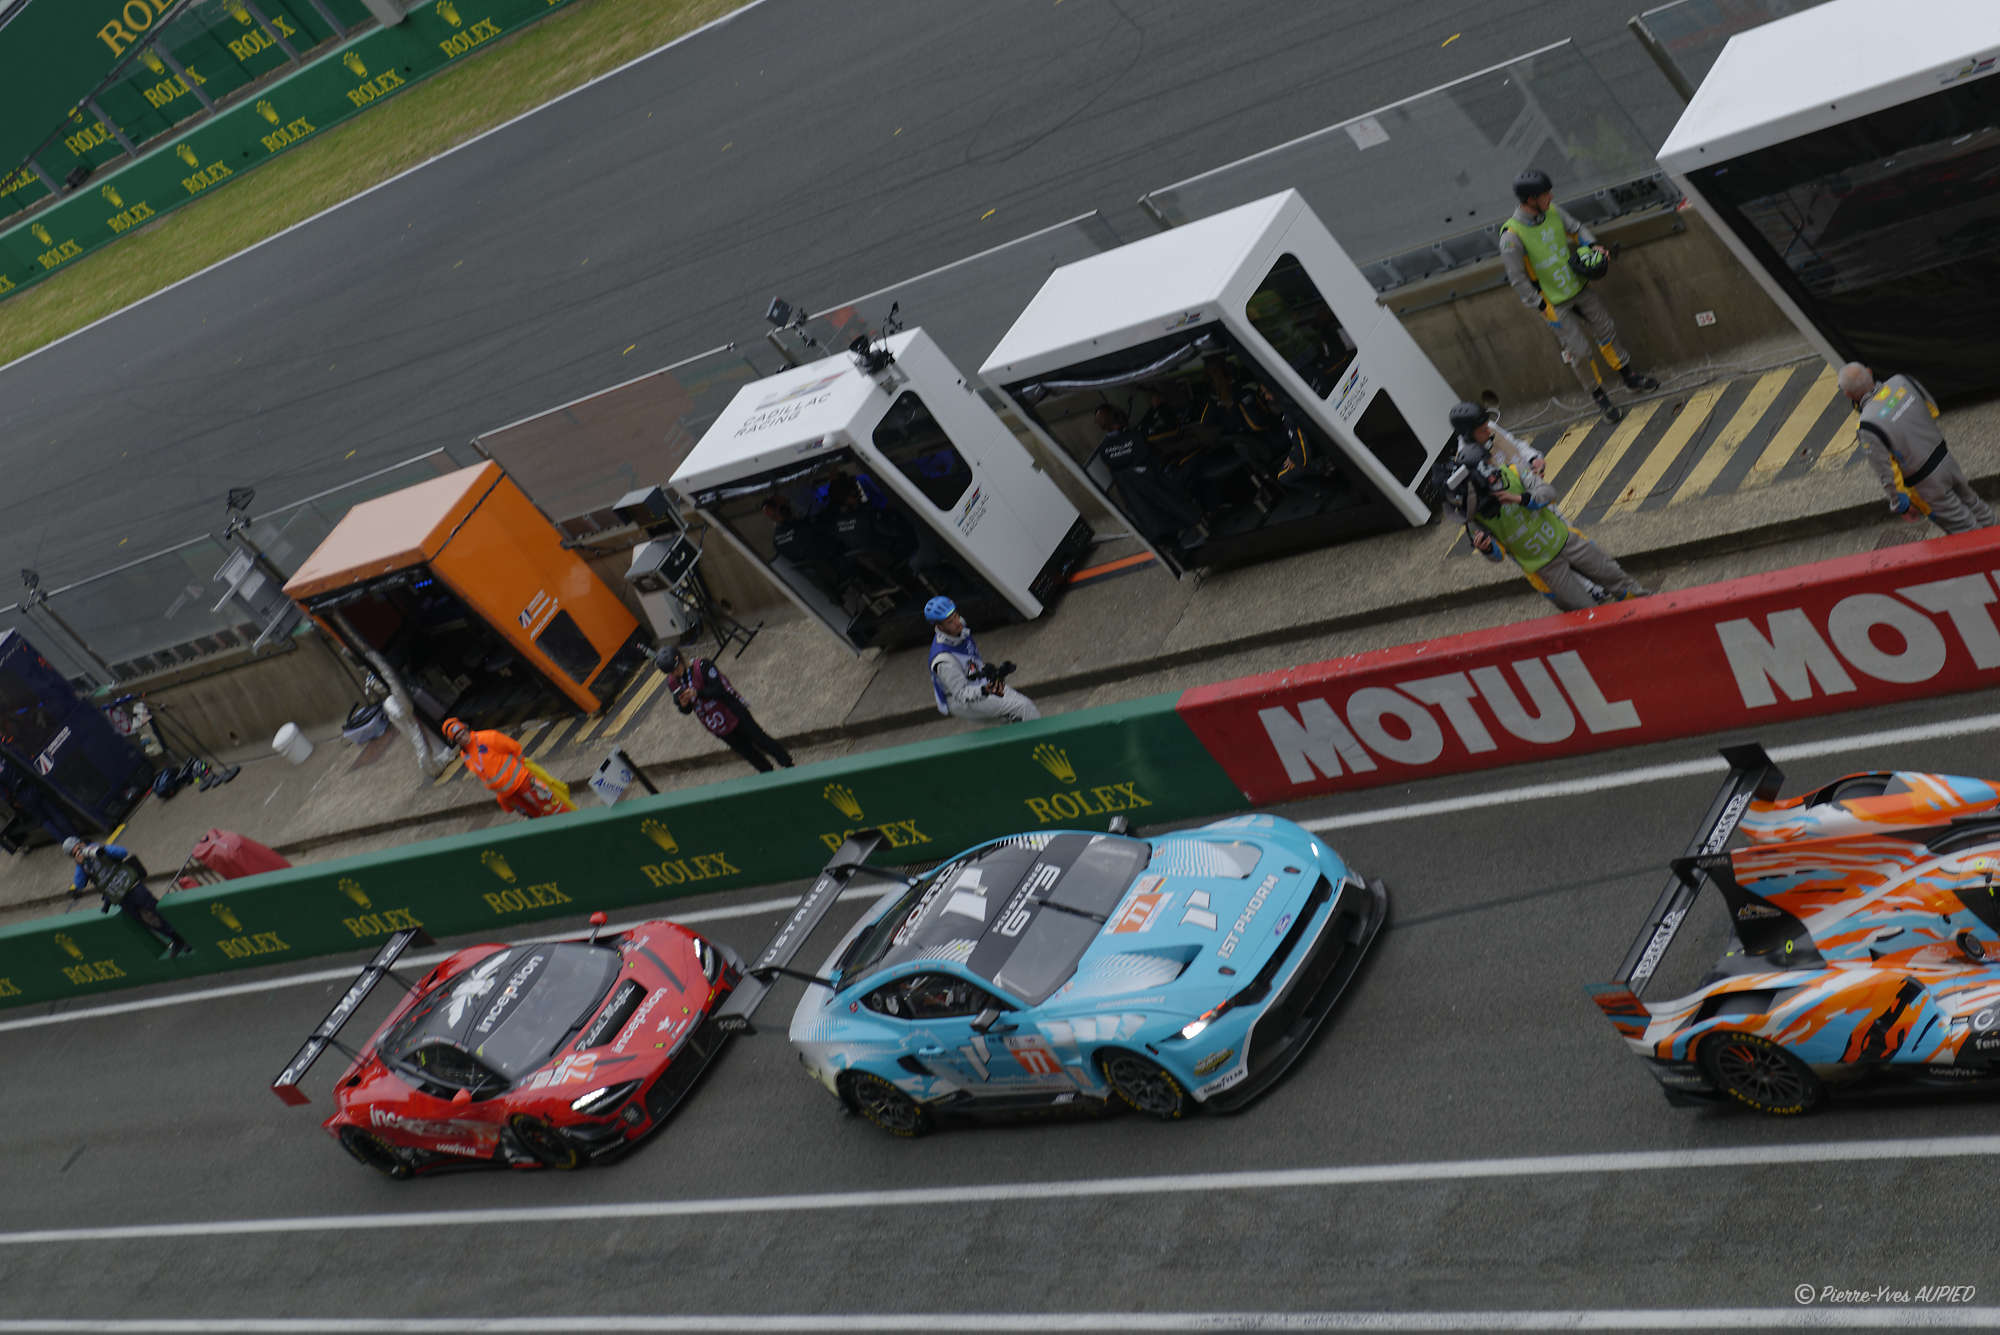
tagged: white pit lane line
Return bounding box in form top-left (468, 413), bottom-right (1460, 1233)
top-left (7, 708), bottom-right (2000, 1036)
top-left (0, 1314), bottom-right (1997, 1331)
top-left (2, 1135), bottom-right (1999, 1247)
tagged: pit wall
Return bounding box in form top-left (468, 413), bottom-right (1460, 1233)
top-left (0, 690), bottom-right (1241, 1007)
top-left (11, 528), bottom-right (1995, 1011)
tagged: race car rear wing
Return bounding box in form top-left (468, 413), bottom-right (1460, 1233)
top-left (1599, 743), bottom-right (1784, 1001)
top-left (715, 829), bottom-right (888, 1036)
top-left (271, 926), bottom-right (433, 1106)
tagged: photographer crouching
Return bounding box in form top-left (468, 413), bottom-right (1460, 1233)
top-left (1441, 401), bottom-right (1648, 612)
top-left (924, 597), bottom-right (1040, 725)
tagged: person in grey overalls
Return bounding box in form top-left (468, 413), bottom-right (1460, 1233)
top-left (1838, 363), bottom-right (1996, 535)
top-left (1500, 169), bottom-right (1658, 424)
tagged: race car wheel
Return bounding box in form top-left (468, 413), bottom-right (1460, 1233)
top-left (508, 1115), bottom-right (583, 1169)
top-left (1099, 1050), bottom-right (1188, 1121)
top-left (337, 1125), bottom-right (413, 1180)
top-left (1699, 1031), bottom-right (1825, 1115)
top-left (844, 1072), bottom-right (931, 1138)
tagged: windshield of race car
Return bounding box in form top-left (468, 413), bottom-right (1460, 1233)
top-left (840, 833), bottom-right (1150, 1005)
top-left (383, 944), bottom-right (619, 1085)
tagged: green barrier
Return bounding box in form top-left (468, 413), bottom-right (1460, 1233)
top-left (0, 692), bottom-right (1249, 1010)
top-left (0, 0), bottom-right (582, 292)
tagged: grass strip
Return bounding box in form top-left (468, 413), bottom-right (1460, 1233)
top-left (0, 0), bottom-right (743, 367)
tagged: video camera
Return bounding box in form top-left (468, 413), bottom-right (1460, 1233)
top-left (968, 660), bottom-right (1017, 686)
top-left (1442, 439), bottom-right (1508, 518)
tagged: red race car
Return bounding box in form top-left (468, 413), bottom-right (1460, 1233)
top-left (272, 917), bottom-right (741, 1179)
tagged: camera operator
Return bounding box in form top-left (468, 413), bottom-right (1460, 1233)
top-left (1441, 401), bottom-right (1647, 612)
top-left (924, 597), bottom-right (1039, 725)
top-left (65, 838), bottom-right (195, 958)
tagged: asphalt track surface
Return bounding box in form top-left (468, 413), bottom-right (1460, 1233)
top-left (5, 695), bottom-right (2000, 1329)
top-left (0, 0), bottom-right (1682, 588)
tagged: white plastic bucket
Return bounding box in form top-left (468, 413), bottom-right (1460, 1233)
top-left (272, 722), bottom-right (314, 765)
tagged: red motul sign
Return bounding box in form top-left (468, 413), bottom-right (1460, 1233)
top-left (1177, 531), bottom-right (2000, 803)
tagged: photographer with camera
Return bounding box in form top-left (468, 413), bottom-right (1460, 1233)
top-left (657, 647), bottom-right (794, 773)
top-left (1441, 402), bottom-right (1647, 613)
top-left (66, 837), bottom-right (195, 959)
top-left (925, 597), bottom-right (1039, 725)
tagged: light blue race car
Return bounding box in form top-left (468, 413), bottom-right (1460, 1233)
top-left (718, 816), bottom-right (1387, 1136)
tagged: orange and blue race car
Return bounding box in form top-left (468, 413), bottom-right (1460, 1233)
top-left (271, 917), bottom-right (741, 1177)
top-left (1589, 743), bottom-right (2000, 1115)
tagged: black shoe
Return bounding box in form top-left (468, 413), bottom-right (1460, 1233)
top-left (1592, 388), bottom-right (1624, 424)
top-left (1620, 368), bottom-right (1658, 392)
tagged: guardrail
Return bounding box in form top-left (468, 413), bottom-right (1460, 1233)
top-left (0, 688), bottom-right (1244, 1008)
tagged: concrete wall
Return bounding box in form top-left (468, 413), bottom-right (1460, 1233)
top-left (1393, 208), bottom-right (1811, 414)
top-left (143, 632), bottom-right (363, 753)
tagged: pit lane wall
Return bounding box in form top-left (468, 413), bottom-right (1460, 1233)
top-left (0, 693), bottom-right (1242, 1009)
top-left (1175, 529), bottom-right (2000, 804)
top-left (0, 0), bottom-right (572, 297)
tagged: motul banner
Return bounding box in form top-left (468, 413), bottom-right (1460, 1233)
top-left (1177, 530), bottom-right (2000, 804)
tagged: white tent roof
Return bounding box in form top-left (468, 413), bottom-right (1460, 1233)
top-left (1658, 0), bottom-right (2000, 171)
top-left (980, 193), bottom-right (1297, 384)
top-left (671, 335), bottom-right (915, 494)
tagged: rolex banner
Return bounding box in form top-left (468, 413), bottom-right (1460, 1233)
top-left (0, 692), bottom-right (1245, 1009)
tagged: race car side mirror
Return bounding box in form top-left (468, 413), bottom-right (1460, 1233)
top-left (971, 1008), bottom-right (1015, 1035)
top-left (588, 911), bottom-right (608, 944)
top-left (451, 1088), bottom-right (473, 1105)
top-left (1108, 815), bottom-right (1130, 835)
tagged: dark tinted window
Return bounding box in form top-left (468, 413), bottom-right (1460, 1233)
top-left (389, 944), bottom-right (619, 1083)
top-left (1349, 391), bottom-right (1429, 487)
top-left (1245, 253), bottom-right (1356, 398)
top-left (873, 391), bottom-right (973, 510)
top-left (862, 972), bottom-right (999, 1019)
top-left (1689, 80), bottom-right (2000, 401)
top-left (533, 609), bottom-right (601, 685)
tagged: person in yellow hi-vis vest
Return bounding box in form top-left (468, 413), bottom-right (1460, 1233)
top-left (1838, 363), bottom-right (1996, 535)
top-left (1500, 169), bottom-right (1658, 424)
top-left (1441, 402), bottom-right (1649, 612)
top-left (442, 717), bottom-right (574, 818)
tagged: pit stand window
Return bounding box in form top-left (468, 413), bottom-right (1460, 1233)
top-left (1245, 253), bottom-right (1357, 399)
top-left (533, 609), bottom-right (601, 685)
top-left (873, 391), bottom-right (973, 510)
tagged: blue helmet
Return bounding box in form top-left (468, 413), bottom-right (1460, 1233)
top-left (924, 596), bottom-right (957, 623)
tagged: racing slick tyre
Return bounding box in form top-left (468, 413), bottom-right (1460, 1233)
top-left (1698, 1031), bottom-right (1826, 1115)
top-left (338, 1126), bottom-right (413, 1180)
top-left (843, 1071), bottom-right (931, 1138)
top-left (1099, 1050), bottom-right (1189, 1121)
top-left (508, 1115), bottom-right (583, 1169)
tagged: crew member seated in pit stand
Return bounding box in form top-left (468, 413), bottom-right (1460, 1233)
top-left (441, 717), bottom-right (574, 818)
top-left (925, 597), bottom-right (1039, 725)
top-left (1093, 404), bottom-right (1206, 560)
top-left (762, 495), bottom-right (846, 603)
top-left (829, 474), bottom-right (921, 588)
top-left (1194, 361), bottom-right (1285, 508)
top-left (65, 837), bottom-right (194, 958)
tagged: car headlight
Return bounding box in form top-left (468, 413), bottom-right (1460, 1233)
top-left (1180, 1017), bottom-right (1211, 1042)
top-left (570, 1080), bottom-right (642, 1115)
top-left (692, 938), bottom-right (722, 983)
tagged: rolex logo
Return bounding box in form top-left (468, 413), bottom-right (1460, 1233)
top-left (822, 783), bottom-right (864, 822)
top-left (54, 933), bottom-right (82, 960)
top-left (30, 223), bottom-right (51, 246)
top-left (256, 99), bottom-right (279, 124)
top-left (342, 50), bottom-right (367, 77)
top-left (337, 878), bottom-right (370, 908)
top-left (211, 903), bottom-right (243, 932)
top-left (230, 2), bottom-right (251, 21)
top-left (480, 850), bottom-right (516, 883)
top-left (142, 50), bottom-right (166, 74)
top-left (1031, 743), bottom-right (1076, 785)
top-left (436, 0), bottom-right (461, 25)
top-left (100, 185), bottom-right (123, 208)
top-left (176, 143), bottom-right (198, 167)
top-left (640, 819), bottom-right (678, 855)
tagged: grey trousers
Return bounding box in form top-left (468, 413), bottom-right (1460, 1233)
top-left (1915, 455), bottom-right (1998, 534)
top-left (1530, 533), bottom-right (1647, 611)
top-left (1546, 288), bottom-right (1631, 393)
